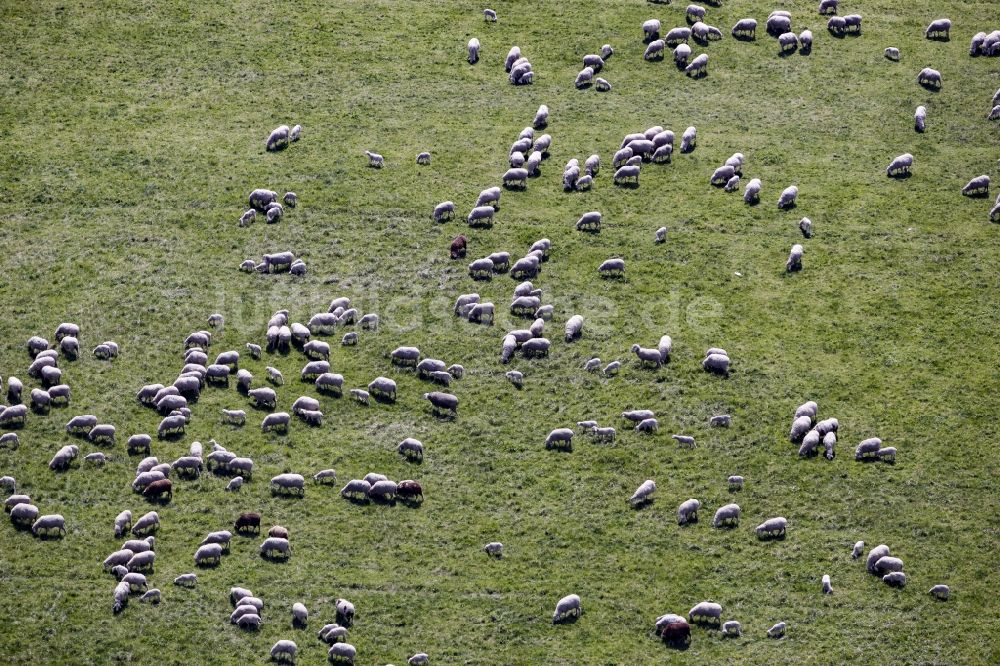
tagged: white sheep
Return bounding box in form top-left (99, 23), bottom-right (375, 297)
top-left (713, 503), bottom-right (741, 527)
top-left (778, 185), bottom-right (799, 208)
top-left (918, 67), bottom-right (942, 89)
top-left (533, 104), bottom-right (548, 128)
top-left (768, 621), bottom-right (787, 638)
top-left (643, 18), bottom-right (661, 41)
top-left (629, 480), bottom-right (656, 506)
top-left (468, 38), bottom-right (480, 64)
top-left (756, 516), bottom-right (787, 539)
top-left (961, 175), bottom-right (990, 197)
top-left (483, 8), bottom-right (497, 22)
top-left (575, 66), bottom-right (595, 88)
top-left (552, 594), bottom-right (582, 623)
top-left (929, 584), bottom-right (950, 601)
top-left (925, 18), bottom-right (951, 40)
top-left (643, 40), bottom-right (665, 60)
top-left (364, 150), bottom-right (384, 168)
top-left (822, 574), bottom-right (834, 594)
top-left (680, 126), bottom-right (696, 153)
top-left (786, 244), bottom-right (804, 272)
top-left (884, 47), bottom-right (900, 61)
top-left (685, 53), bottom-right (708, 77)
top-left (732, 18), bottom-right (757, 40)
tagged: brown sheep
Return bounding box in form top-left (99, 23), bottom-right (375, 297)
top-left (450, 235), bottom-right (468, 259)
top-left (142, 479), bottom-right (172, 502)
top-left (398, 480), bottom-right (423, 502)
top-left (234, 512), bottom-right (261, 534)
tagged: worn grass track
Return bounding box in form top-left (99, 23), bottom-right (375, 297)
top-left (1, 0), bottom-right (999, 664)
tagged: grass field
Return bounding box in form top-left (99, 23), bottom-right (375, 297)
top-left (1, 0), bottom-right (999, 664)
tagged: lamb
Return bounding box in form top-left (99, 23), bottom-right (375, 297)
top-left (629, 479), bottom-right (656, 507)
top-left (592, 426), bottom-right (616, 443)
top-left (778, 185), bottom-right (799, 208)
top-left (545, 428), bottom-right (574, 450)
top-left (885, 47), bottom-right (900, 61)
top-left (503, 370), bottom-right (523, 389)
top-left (756, 516), bottom-right (788, 538)
top-left (601, 43), bottom-right (614, 59)
top-left (685, 53), bottom-right (708, 77)
top-left (918, 67), bottom-right (942, 89)
top-left (467, 38), bottom-right (480, 64)
top-left (643, 18), bottom-right (661, 41)
top-left (688, 601), bottom-right (722, 626)
top-left (32, 514), bottom-right (67, 538)
top-left (174, 573), bottom-right (197, 588)
top-left (786, 244), bottom-right (804, 272)
top-left (672, 435), bottom-right (696, 448)
top-left (680, 126), bottom-right (697, 153)
top-left (364, 150), bottom-right (384, 168)
top-left (721, 620), bottom-right (742, 637)
top-left (744, 178), bottom-right (762, 203)
top-left (876, 446), bottom-right (897, 463)
top-left (961, 175), bottom-right (990, 197)
top-left (713, 503), bottom-right (741, 527)
top-left (603, 361), bottom-right (621, 376)
top-left (643, 40), bottom-right (665, 61)
top-left (732, 18), bottom-right (757, 40)
top-left (266, 125), bottom-right (290, 152)
top-left (768, 622), bottom-right (788, 638)
top-left (552, 594), bottom-right (582, 623)
top-left (925, 18), bottom-right (951, 40)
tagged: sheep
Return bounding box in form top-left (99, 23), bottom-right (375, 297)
top-left (563, 315), bottom-right (584, 342)
top-left (756, 516), bottom-right (788, 539)
top-left (576, 173), bottom-right (595, 189)
top-left (643, 40), bottom-right (665, 61)
top-left (544, 428), bottom-right (574, 451)
top-left (60, 335), bottom-right (80, 359)
top-left (855, 437), bottom-right (882, 460)
top-left (266, 125), bottom-right (290, 151)
top-left (768, 622), bottom-right (787, 638)
top-left (732, 18), bottom-right (757, 40)
top-left (4, 494), bottom-right (31, 513)
top-left (779, 31), bottom-right (798, 53)
top-left (800, 29), bottom-right (813, 52)
top-left (767, 15), bottom-right (792, 36)
top-left (822, 574), bottom-right (834, 594)
top-left (504, 370), bottom-right (524, 389)
top-left (744, 178), bottom-right (762, 204)
top-left (685, 53), bottom-right (708, 76)
top-left (368, 377), bottom-right (397, 402)
top-left (49, 444), bottom-right (79, 471)
top-left (929, 585), bottom-right (950, 601)
top-left (0, 476), bottom-right (15, 492)
top-left (11, 503), bottom-right (39, 528)
top-left (827, 16), bottom-right (846, 35)
top-left (823, 431), bottom-right (837, 459)
top-left (925, 18), bottom-right (951, 40)
top-left (844, 13), bottom-right (862, 33)
top-left (629, 480), bottom-right (656, 507)
top-left (424, 391), bottom-right (458, 416)
top-left (270, 640), bottom-right (298, 664)
top-left (248, 387), bottom-right (278, 409)
top-left (961, 175), bottom-right (990, 197)
top-left (260, 536), bottom-right (292, 559)
top-left (630, 344), bottom-right (662, 369)
top-left (711, 415), bottom-right (732, 428)
top-left (918, 67), bottom-right (942, 90)
top-left (686, 4), bottom-right (705, 23)
top-left (778, 185), bottom-right (799, 208)
top-left (30, 388), bottom-right (51, 414)
top-left (798, 216), bottom-right (813, 237)
top-left (711, 165), bottom-right (736, 186)
top-left (655, 614), bottom-right (692, 645)
top-left (113, 510), bottom-right (133, 538)
top-left (703, 353), bottom-right (730, 376)
top-left (503, 168), bottom-right (528, 189)
top-left (601, 43), bottom-right (614, 59)
top-left (112, 580), bottom-right (130, 614)
top-left (677, 498), bottom-right (701, 525)
top-left (591, 426), bottom-right (615, 443)
top-left (467, 205), bottom-right (495, 228)
top-left (270, 473), bottom-right (306, 496)
top-left (552, 594), bottom-right (582, 623)
top-left (575, 211), bottom-right (602, 233)
top-left (467, 37), bottom-right (481, 64)
top-left (818, 0), bottom-right (838, 14)
top-left (200, 530), bottom-right (232, 552)
top-left (883, 572), bottom-right (907, 588)
top-left (971, 32), bottom-right (988, 55)
top-left (643, 18), bottom-right (661, 41)
top-left (468, 302), bottom-right (495, 325)
top-left (679, 126), bottom-right (697, 154)
top-left (583, 54), bottom-right (605, 73)
top-left (665, 27), bottom-right (692, 46)
top-left (786, 244), bottom-right (804, 272)
top-left (194, 543), bottom-right (223, 567)
top-left (327, 642), bottom-right (356, 664)
top-left (603, 361), bottom-right (621, 376)
top-left (876, 446), bottom-right (897, 463)
top-left (635, 418), bottom-right (658, 434)
top-left (990, 106), bottom-right (1000, 122)
top-left (688, 601), bottom-right (722, 626)
top-left (721, 620), bottom-right (742, 637)
top-left (885, 47), bottom-right (900, 61)
top-left (32, 514), bottom-right (67, 538)
top-left (364, 150), bottom-right (384, 168)
top-left (173, 573), bottom-right (197, 588)
top-left (85, 452), bottom-right (107, 465)
top-left (991, 202), bottom-right (1000, 223)
top-left (713, 503), bottom-right (741, 527)
top-left (265, 203), bottom-right (283, 223)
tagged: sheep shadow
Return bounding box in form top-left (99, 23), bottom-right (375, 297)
top-left (963, 191), bottom-right (991, 199)
top-left (143, 495), bottom-right (172, 507)
top-left (553, 614), bottom-right (580, 625)
top-left (343, 496), bottom-right (370, 506)
top-left (757, 533), bottom-right (787, 542)
top-left (371, 394), bottom-right (397, 405)
top-left (613, 181), bottom-right (640, 190)
top-left (778, 48), bottom-right (797, 58)
top-left (642, 34), bottom-right (659, 45)
top-left (630, 499), bottom-right (654, 510)
top-left (918, 82), bottom-right (941, 93)
top-left (887, 171), bottom-right (913, 180)
top-left (370, 496), bottom-right (397, 507)
top-left (259, 554), bottom-right (291, 564)
top-left (399, 497), bottom-right (423, 509)
top-left (733, 34), bottom-right (755, 42)
top-left (195, 559), bottom-right (221, 569)
top-left (686, 71), bottom-right (707, 80)
top-left (799, 46), bottom-right (812, 56)
top-left (502, 183), bottom-right (527, 191)
top-left (828, 31), bottom-right (846, 39)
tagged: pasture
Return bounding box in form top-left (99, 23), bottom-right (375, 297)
top-left (1, 0), bottom-right (999, 664)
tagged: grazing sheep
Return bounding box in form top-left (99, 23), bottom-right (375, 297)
top-left (665, 27), bottom-right (692, 46)
top-left (724, 174), bottom-right (741, 192)
top-left (677, 498), bottom-right (701, 525)
top-left (827, 16), bottom-right (846, 35)
top-left (327, 642), bottom-right (356, 664)
top-left (467, 205), bottom-right (495, 228)
top-left (843, 13), bottom-right (862, 33)
top-left (876, 446), bottom-right (897, 463)
top-left (711, 414), bottom-right (732, 428)
top-left (112, 580), bottom-right (130, 614)
top-left (32, 514), bottom-right (67, 538)
top-left (364, 150), bottom-right (384, 168)
top-left (433, 201), bottom-right (455, 223)
top-left (629, 480), bottom-right (656, 507)
top-left (778, 185), bottom-right (799, 208)
top-left (703, 353), bottom-right (730, 376)
top-left (368, 377), bottom-right (397, 402)
top-left (468, 302), bottom-right (495, 325)
top-left (4, 494), bottom-right (31, 513)
top-left (744, 178), bottom-right (762, 203)
top-left (886, 153), bottom-right (915, 177)
top-left (583, 54), bottom-right (605, 72)
top-left (779, 31), bottom-right (798, 53)
top-left (416, 151), bottom-right (431, 166)
top-left (688, 601), bottom-right (722, 626)
top-left (398, 438), bottom-right (424, 461)
top-left (271, 640), bottom-right (297, 663)
top-left (961, 175), bottom-right (990, 197)
top-left (643, 18), bottom-right (661, 41)
top-left (49, 444), bottom-right (79, 471)
top-left (821, 574), bottom-right (834, 595)
top-left (713, 503), bottom-right (741, 527)
top-left (883, 572), bottom-right (907, 588)
top-left (786, 244), bottom-right (804, 272)
top-left (767, 15), bottom-right (792, 36)
top-left (818, 0), bottom-right (838, 13)
top-left (768, 622), bottom-right (787, 638)
top-left (929, 585), bottom-right (950, 601)
top-left (545, 428), bottom-right (574, 451)
top-left (552, 594), bottom-right (582, 623)
top-left (270, 473), bottom-right (306, 496)
top-left (505, 370), bottom-right (524, 389)
top-left (685, 53), bottom-right (708, 76)
top-left (732, 18), bottom-right (757, 40)
top-left (504, 167), bottom-right (529, 189)
top-left (260, 536), bottom-right (292, 559)
top-left (225, 477), bottom-right (243, 492)
top-left (575, 211), bottom-right (602, 233)
top-left (564, 315), bottom-right (584, 342)
top-left (800, 29), bottom-right (813, 52)
top-left (603, 361), bottom-right (621, 376)
top-left (599, 257), bottom-right (627, 277)
top-left (424, 391), bottom-right (458, 416)
top-left (925, 18), bottom-right (951, 40)
top-left (711, 165), bottom-right (736, 186)
top-left (194, 543), bottom-right (223, 567)
top-left (756, 516), bottom-right (788, 539)
top-left (174, 573), bottom-right (197, 587)
top-left (885, 47), bottom-right (900, 61)
top-left (990, 105), bottom-right (1000, 121)
top-left (266, 125), bottom-right (290, 151)
top-left (686, 5), bottom-right (706, 23)
top-left (248, 387), bottom-right (278, 410)
top-left (656, 614), bottom-right (692, 645)
top-left (680, 126), bottom-right (696, 153)
top-left (635, 418), bottom-right (658, 434)
top-left (918, 67), bottom-right (942, 89)
top-left (468, 38), bottom-right (480, 64)
top-left (855, 437), bottom-right (882, 460)
top-left (643, 40), bottom-right (665, 61)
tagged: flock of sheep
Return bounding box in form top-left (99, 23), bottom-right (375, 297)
top-left (2, 2), bottom-right (994, 663)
